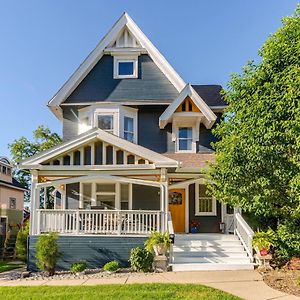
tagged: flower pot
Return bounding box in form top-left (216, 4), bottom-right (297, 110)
top-left (191, 227), bottom-right (199, 234)
top-left (260, 249), bottom-right (268, 256)
top-left (153, 243), bottom-right (167, 256)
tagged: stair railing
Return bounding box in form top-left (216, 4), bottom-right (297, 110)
top-left (167, 212), bottom-right (175, 264)
top-left (234, 213), bottom-right (254, 261)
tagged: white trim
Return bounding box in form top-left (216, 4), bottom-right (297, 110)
top-left (113, 56), bottom-right (138, 79)
top-left (175, 126), bottom-right (196, 153)
top-left (159, 84), bottom-right (217, 129)
top-left (195, 183), bottom-right (217, 216)
top-left (48, 12), bottom-right (185, 119)
top-left (20, 128), bottom-right (178, 169)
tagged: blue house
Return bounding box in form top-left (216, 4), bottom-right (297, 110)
top-left (21, 13), bottom-right (254, 271)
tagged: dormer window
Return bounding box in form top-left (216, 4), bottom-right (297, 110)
top-left (113, 56), bottom-right (138, 79)
top-left (177, 127), bottom-right (193, 151)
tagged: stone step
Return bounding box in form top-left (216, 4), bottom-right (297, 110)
top-left (171, 262), bottom-right (254, 271)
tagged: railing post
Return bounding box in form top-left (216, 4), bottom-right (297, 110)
top-left (117, 211), bottom-right (122, 235)
top-left (76, 210), bottom-right (80, 234)
top-left (37, 210), bottom-right (41, 235)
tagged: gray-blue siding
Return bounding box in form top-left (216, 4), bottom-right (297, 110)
top-left (28, 235), bottom-right (147, 272)
top-left (64, 55), bottom-right (179, 103)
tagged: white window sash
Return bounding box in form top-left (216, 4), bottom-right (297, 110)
top-left (195, 184), bottom-right (217, 216)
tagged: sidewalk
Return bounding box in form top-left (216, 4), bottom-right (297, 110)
top-left (0, 270), bottom-right (298, 300)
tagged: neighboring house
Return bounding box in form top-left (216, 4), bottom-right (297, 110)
top-left (0, 157), bottom-right (26, 251)
top-left (21, 13), bottom-right (254, 271)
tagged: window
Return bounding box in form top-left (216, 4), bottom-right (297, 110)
top-left (2, 166), bottom-right (7, 174)
top-left (113, 56), bottom-right (138, 79)
top-left (97, 115), bottom-right (114, 133)
top-left (9, 197), bottom-right (16, 209)
top-left (119, 62), bottom-right (134, 76)
top-left (177, 127), bottom-right (193, 151)
top-left (124, 117), bottom-right (134, 142)
top-left (195, 184), bottom-right (216, 216)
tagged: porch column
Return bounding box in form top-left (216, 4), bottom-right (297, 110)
top-left (160, 168), bottom-right (168, 232)
top-left (29, 170), bottom-right (38, 236)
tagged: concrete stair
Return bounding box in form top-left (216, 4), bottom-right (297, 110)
top-left (171, 234), bottom-right (254, 271)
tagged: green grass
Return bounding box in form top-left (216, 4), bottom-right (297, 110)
top-left (0, 284), bottom-right (240, 300)
top-left (0, 261), bottom-right (24, 273)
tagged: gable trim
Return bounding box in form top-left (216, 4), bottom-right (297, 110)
top-left (159, 84), bottom-right (217, 129)
top-left (48, 12), bottom-right (185, 119)
top-left (20, 128), bottom-right (178, 169)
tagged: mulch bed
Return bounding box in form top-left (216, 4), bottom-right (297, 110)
top-left (262, 258), bottom-right (300, 297)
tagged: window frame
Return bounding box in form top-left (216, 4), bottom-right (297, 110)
top-left (9, 197), bottom-right (17, 209)
top-left (113, 56), bottom-right (138, 79)
top-left (123, 116), bottom-right (134, 143)
top-left (195, 184), bottom-right (217, 216)
top-left (177, 127), bottom-right (193, 152)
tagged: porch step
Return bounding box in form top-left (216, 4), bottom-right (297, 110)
top-left (172, 263), bottom-right (254, 271)
top-left (171, 234), bottom-right (253, 271)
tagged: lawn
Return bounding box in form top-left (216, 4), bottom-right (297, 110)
top-left (0, 284), bottom-right (240, 300)
top-left (0, 261), bottom-right (24, 273)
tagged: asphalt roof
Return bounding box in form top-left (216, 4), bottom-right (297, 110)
top-left (192, 85), bottom-right (227, 107)
top-left (0, 178), bottom-right (27, 191)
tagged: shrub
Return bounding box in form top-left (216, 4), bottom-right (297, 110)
top-left (15, 222), bottom-right (29, 261)
top-left (70, 261), bottom-right (87, 274)
top-left (35, 232), bottom-right (59, 276)
top-left (252, 229), bottom-right (275, 251)
top-left (103, 260), bottom-right (119, 272)
top-left (144, 231), bottom-right (171, 253)
top-left (129, 247), bottom-right (153, 272)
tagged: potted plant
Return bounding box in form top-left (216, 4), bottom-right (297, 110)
top-left (190, 220), bottom-right (200, 233)
top-left (144, 231), bottom-right (171, 256)
top-left (252, 229), bottom-right (274, 256)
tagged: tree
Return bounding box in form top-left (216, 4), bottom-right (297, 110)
top-left (208, 7), bottom-right (300, 261)
top-left (8, 125), bottom-right (62, 203)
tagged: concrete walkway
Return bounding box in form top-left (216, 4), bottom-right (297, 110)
top-left (0, 270), bottom-right (298, 300)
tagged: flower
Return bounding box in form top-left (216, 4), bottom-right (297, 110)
top-left (190, 220), bottom-right (200, 228)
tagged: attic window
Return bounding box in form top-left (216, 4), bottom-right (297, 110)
top-left (113, 56), bottom-right (138, 79)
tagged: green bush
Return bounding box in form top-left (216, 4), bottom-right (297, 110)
top-left (36, 232), bottom-right (59, 276)
top-left (103, 260), bottom-right (119, 272)
top-left (144, 231), bottom-right (171, 253)
top-left (15, 223), bottom-right (29, 261)
top-left (129, 247), bottom-right (154, 272)
top-left (272, 222), bottom-right (300, 267)
top-left (252, 229), bottom-right (275, 251)
top-left (70, 261), bottom-right (87, 274)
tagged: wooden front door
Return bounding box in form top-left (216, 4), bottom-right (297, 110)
top-left (169, 189), bottom-right (185, 233)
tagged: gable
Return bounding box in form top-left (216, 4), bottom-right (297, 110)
top-left (175, 96), bottom-right (200, 113)
top-left (20, 128), bottom-right (178, 169)
top-left (159, 84), bottom-right (217, 129)
top-left (64, 54), bottom-right (179, 104)
top-left (48, 13), bottom-right (186, 119)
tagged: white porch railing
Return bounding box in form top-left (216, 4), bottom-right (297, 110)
top-left (234, 212), bottom-right (254, 261)
top-left (36, 209), bottom-right (163, 235)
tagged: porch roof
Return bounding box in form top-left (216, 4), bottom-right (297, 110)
top-left (20, 128), bottom-right (178, 169)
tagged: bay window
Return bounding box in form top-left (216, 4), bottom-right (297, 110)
top-left (124, 116), bottom-right (134, 142)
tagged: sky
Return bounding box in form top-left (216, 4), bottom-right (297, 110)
top-left (0, 0), bottom-right (298, 158)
